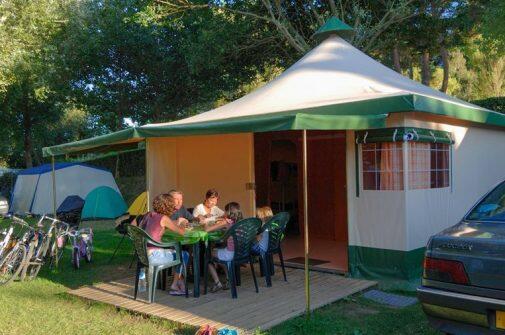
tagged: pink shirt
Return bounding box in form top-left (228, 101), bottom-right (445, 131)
top-left (144, 212), bottom-right (164, 250)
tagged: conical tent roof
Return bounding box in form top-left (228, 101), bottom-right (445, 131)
top-left (42, 27), bottom-right (505, 157)
top-left (144, 35), bottom-right (501, 130)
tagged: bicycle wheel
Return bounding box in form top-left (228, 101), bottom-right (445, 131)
top-left (85, 243), bottom-right (92, 263)
top-left (0, 244), bottom-right (27, 285)
top-left (72, 247), bottom-right (80, 269)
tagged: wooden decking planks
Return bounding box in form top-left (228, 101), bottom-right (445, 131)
top-left (69, 267), bottom-right (376, 333)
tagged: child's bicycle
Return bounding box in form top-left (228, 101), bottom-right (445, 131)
top-left (63, 227), bottom-right (93, 269)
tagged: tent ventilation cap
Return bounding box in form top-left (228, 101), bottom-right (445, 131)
top-left (313, 16), bottom-right (354, 41)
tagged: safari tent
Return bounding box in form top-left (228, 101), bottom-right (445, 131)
top-left (42, 18), bottom-right (505, 282)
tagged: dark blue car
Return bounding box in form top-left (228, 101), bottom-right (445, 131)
top-left (418, 180), bottom-right (505, 335)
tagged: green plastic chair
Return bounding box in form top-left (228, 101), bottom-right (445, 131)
top-left (258, 212), bottom-right (290, 286)
top-left (204, 218), bottom-right (262, 299)
top-left (127, 225), bottom-right (187, 303)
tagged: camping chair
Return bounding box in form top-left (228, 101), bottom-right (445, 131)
top-left (109, 214), bottom-right (135, 264)
top-left (257, 212), bottom-right (290, 287)
top-left (204, 218), bottom-right (262, 299)
top-left (127, 225), bottom-right (187, 303)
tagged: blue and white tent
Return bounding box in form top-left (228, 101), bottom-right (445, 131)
top-left (10, 163), bottom-right (121, 215)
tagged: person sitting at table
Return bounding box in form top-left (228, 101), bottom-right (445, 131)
top-left (204, 202), bottom-right (243, 293)
top-left (252, 206), bottom-right (273, 255)
top-left (168, 189), bottom-right (196, 224)
top-left (133, 193), bottom-right (190, 296)
top-left (192, 189), bottom-right (224, 224)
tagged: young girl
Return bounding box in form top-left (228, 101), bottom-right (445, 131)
top-left (205, 202), bottom-right (243, 292)
top-left (134, 193), bottom-right (190, 296)
top-left (252, 206), bottom-right (273, 255)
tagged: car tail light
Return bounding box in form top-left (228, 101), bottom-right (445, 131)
top-left (423, 257), bottom-right (470, 285)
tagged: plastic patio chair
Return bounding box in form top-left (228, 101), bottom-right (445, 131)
top-left (204, 218), bottom-right (262, 299)
top-left (258, 212), bottom-right (290, 287)
top-left (127, 225), bottom-right (187, 303)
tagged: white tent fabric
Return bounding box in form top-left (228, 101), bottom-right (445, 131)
top-left (10, 163), bottom-right (121, 215)
top-left (144, 35), bottom-right (489, 128)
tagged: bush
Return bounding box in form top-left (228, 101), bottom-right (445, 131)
top-left (0, 172), bottom-right (17, 200)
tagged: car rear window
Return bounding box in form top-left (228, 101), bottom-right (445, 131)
top-left (466, 181), bottom-right (505, 222)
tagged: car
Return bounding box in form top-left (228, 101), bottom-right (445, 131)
top-left (0, 196), bottom-right (8, 216)
top-left (418, 180), bottom-right (505, 335)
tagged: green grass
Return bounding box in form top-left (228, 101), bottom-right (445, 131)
top-left (0, 219), bottom-right (439, 335)
top-left (264, 295), bottom-right (440, 335)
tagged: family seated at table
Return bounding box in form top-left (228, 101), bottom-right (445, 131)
top-left (134, 188), bottom-right (274, 296)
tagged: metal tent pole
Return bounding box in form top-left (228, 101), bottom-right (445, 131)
top-left (145, 140), bottom-right (150, 211)
top-left (302, 129), bottom-right (310, 316)
top-left (51, 155), bottom-right (57, 218)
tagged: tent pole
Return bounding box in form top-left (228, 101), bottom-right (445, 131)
top-left (302, 129), bottom-right (310, 316)
top-left (51, 155), bottom-right (56, 218)
top-left (145, 140), bottom-right (150, 211)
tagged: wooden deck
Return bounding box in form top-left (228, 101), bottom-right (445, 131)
top-left (69, 267), bottom-right (376, 333)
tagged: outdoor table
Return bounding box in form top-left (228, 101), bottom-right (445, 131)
top-left (163, 227), bottom-right (223, 297)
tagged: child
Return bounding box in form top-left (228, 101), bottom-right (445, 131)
top-left (205, 202), bottom-right (243, 293)
top-left (252, 206), bottom-right (273, 255)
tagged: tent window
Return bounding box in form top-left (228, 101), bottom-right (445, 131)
top-left (408, 142), bottom-right (450, 190)
top-left (362, 143), bottom-right (404, 190)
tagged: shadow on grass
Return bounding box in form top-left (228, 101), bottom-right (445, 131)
top-left (37, 227), bottom-right (136, 289)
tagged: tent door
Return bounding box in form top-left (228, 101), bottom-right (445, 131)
top-left (254, 130), bottom-right (348, 272)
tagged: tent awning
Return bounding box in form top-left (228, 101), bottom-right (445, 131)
top-left (42, 93), bottom-right (505, 158)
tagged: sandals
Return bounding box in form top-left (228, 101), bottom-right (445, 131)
top-left (210, 282), bottom-right (223, 293)
top-left (210, 281), bottom-right (230, 293)
top-left (169, 289), bottom-right (186, 296)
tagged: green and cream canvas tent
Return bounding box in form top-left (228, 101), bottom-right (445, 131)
top-left (44, 17), bottom-right (505, 292)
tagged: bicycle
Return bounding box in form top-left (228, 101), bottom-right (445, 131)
top-left (0, 224), bottom-right (15, 262)
top-left (0, 215), bottom-right (33, 285)
top-left (21, 215), bottom-right (65, 280)
top-left (62, 227), bottom-right (93, 269)
top-left (48, 220), bottom-right (70, 269)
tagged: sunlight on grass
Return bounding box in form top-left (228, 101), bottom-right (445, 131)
top-left (0, 219), bottom-right (438, 335)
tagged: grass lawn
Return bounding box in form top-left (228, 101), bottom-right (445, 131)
top-left (0, 219), bottom-right (439, 335)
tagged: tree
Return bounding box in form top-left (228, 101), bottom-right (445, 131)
top-left (153, 0), bottom-right (417, 56)
top-left (0, 0), bottom-right (75, 167)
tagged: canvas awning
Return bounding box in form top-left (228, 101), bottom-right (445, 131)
top-left (43, 28), bottom-right (505, 158)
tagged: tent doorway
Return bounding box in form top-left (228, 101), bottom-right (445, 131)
top-left (254, 130), bottom-right (348, 272)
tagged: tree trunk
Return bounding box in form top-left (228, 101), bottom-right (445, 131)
top-left (421, 51), bottom-right (431, 86)
top-left (408, 59), bottom-right (414, 79)
top-left (440, 46), bottom-right (449, 93)
top-left (22, 108), bottom-right (33, 168)
top-left (392, 45), bottom-right (401, 73)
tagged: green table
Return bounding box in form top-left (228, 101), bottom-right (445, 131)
top-left (163, 228), bottom-right (223, 297)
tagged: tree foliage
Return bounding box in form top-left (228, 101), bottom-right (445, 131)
top-left (0, 0), bottom-right (504, 168)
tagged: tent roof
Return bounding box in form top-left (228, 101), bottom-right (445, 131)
top-left (18, 162), bottom-right (111, 175)
top-left (43, 35), bottom-right (505, 157)
top-left (145, 35), bottom-right (502, 129)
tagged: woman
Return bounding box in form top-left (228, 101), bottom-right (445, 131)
top-left (205, 202), bottom-right (243, 293)
top-left (252, 206), bottom-right (273, 255)
top-left (192, 189), bottom-right (225, 223)
top-left (134, 193), bottom-right (190, 296)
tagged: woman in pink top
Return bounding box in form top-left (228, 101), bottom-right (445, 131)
top-left (134, 193), bottom-right (190, 296)
top-left (205, 202), bottom-right (243, 293)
